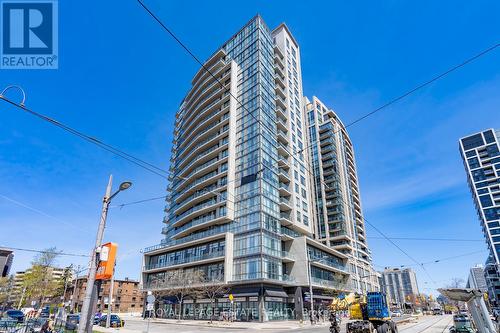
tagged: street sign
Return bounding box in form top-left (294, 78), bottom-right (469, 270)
top-left (228, 294), bottom-right (234, 302)
top-left (147, 295), bottom-right (155, 304)
top-left (146, 304), bottom-right (154, 311)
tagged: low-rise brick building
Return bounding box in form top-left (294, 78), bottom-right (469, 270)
top-left (67, 277), bottom-right (144, 313)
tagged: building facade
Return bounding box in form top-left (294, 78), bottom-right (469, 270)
top-left (304, 96), bottom-right (378, 292)
top-left (142, 15), bottom-right (376, 321)
top-left (0, 248), bottom-right (13, 277)
top-left (459, 129), bottom-right (500, 306)
top-left (380, 268), bottom-right (419, 307)
top-left (466, 264), bottom-right (488, 292)
top-left (13, 266), bottom-right (68, 306)
top-left (67, 277), bottom-right (144, 313)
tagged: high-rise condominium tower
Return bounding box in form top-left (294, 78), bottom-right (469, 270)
top-left (304, 96), bottom-right (378, 293)
top-left (379, 268), bottom-right (419, 307)
top-left (142, 15), bottom-right (376, 321)
top-left (459, 129), bottom-right (500, 307)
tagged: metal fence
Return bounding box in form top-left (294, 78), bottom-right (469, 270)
top-left (0, 318), bottom-right (72, 333)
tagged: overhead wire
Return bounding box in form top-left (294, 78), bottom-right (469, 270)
top-left (1, 246), bottom-right (90, 258)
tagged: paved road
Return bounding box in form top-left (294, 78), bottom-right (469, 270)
top-left (398, 315), bottom-right (453, 333)
top-left (117, 315), bottom-right (453, 333)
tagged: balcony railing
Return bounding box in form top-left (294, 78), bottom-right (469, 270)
top-left (311, 277), bottom-right (348, 289)
top-left (309, 253), bottom-right (347, 272)
top-left (144, 249), bottom-right (225, 270)
top-left (281, 227), bottom-right (300, 238)
top-left (280, 212), bottom-right (291, 221)
top-left (145, 223), bottom-right (298, 254)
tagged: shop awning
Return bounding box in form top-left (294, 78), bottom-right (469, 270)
top-left (265, 289), bottom-right (289, 298)
top-left (313, 295), bottom-right (334, 300)
top-left (229, 286), bottom-right (261, 297)
top-left (231, 292), bottom-right (259, 297)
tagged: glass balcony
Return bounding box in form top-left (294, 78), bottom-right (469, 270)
top-left (144, 249), bottom-right (225, 270)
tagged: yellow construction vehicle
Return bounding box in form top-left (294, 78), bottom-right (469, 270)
top-left (330, 292), bottom-right (398, 333)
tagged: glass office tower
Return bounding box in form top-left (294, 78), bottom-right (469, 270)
top-left (142, 16), bottom-right (371, 321)
top-left (459, 129), bottom-right (500, 307)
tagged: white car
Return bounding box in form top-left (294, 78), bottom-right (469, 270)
top-left (391, 310), bottom-right (402, 317)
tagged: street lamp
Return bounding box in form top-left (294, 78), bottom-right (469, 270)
top-left (78, 175), bottom-right (132, 333)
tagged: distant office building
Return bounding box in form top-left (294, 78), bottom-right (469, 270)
top-left (0, 248), bottom-right (13, 277)
top-left (459, 129), bottom-right (500, 306)
top-left (466, 264), bottom-right (488, 292)
top-left (380, 268), bottom-right (420, 306)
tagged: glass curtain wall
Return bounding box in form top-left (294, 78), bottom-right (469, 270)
top-left (221, 17), bottom-right (282, 282)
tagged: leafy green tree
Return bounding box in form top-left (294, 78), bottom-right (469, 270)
top-left (22, 247), bottom-right (62, 308)
top-left (0, 275), bottom-right (15, 308)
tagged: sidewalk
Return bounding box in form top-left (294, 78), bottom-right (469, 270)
top-left (95, 316), bottom-right (332, 331)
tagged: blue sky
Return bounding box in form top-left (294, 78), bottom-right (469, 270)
top-left (1, 1), bottom-right (499, 295)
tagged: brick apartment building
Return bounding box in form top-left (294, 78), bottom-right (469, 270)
top-left (67, 277), bottom-right (144, 313)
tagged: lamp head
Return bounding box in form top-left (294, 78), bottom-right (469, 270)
top-left (119, 181), bottom-right (132, 191)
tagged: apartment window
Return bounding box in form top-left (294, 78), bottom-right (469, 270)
top-left (466, 150), bottom-right (476, 158)
top-left (300, 176), bottom-right (306, 186)
top-left (303, 215), bottom-right (309, 226)
top-left (480, 195), bottom-right (494, 208)
top-left (484, 130), bottom-right (496, 144)
top-left (468, 158), bottom-right (480, 169)
top-left (484, 208), bottom-right (500, 221)
top-left (461, 134), bottom-right (484, 150)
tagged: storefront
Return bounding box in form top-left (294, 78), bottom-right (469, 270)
top-left (153, 285), bottom-right (296, 321)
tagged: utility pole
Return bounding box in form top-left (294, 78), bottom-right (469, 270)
top-left (106, 265), bottom-right (116, 328)
top-left (77, 176), bottom-right (132, 333)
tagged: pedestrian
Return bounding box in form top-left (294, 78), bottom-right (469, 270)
top-left (40, 319), bottom-right (53, 333)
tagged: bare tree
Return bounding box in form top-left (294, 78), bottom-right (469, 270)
top-left (157, 269), bottom-right (204, 320)
top-left (198, 275), bottom-right (229, 323)
top-left (448, 278), bottom-right (465, 289)
top-left (445, 278), bottom-right (466, 309)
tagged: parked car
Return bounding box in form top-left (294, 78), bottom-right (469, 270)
top-left (93, 313), bottom-right (102, 325)
top-left (40, 306), bottom-right (50, 319)
top-left (391, 310), bottom-right (402, 317)
top-left (65, 314), bottom-right (80, 330)
top-left (98, 314), bottom-right (124, 328)
top-left (3, 309), bottom-right (25, 323)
